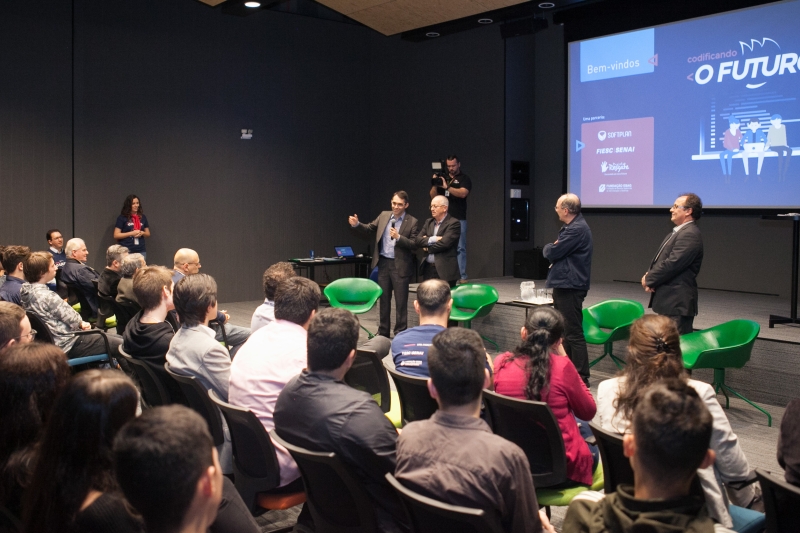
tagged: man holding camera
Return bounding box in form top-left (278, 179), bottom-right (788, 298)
top-left (430, 155), bottom-right (471, 285)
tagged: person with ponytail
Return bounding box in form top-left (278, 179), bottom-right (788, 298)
top-left (494, 306), bottom-right (598, 486)
top-left (596, 314), bottom-right (760, 529)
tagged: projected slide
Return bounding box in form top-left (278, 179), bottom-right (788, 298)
top-left (568, 1), bottom-right (800, 208)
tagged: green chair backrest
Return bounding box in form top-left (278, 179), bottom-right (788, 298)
top-left (324, 278), bottom-right (382, 306)
top-left (450, 284), bottom-right (499, 319)
top-left (586, 300), bottom-right (645, 330)
top-left (680, 319), bottom-right (759, 370)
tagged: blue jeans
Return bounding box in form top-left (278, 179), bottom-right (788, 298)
top-left (457, 219), bottom-right (467, 280)
top-left (720, 150), bottom-right (736, 175)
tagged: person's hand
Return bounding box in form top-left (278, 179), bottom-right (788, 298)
top-left (641, 273), bottom-right (648, 290)
top-left (553, 239), bottom-right (559, 245)
top-left (389, 227), bottom-right (399, 239)
top-left (220, 311), bottom-right (230, 323)
top-left (539, 510), bottom-right (556, 533)
top-left (434, 236), bottom-right (443, 242)
top-left (80, 322), bottom-right (91, 330)
top-left (348, 215), bottom-right (359, 226)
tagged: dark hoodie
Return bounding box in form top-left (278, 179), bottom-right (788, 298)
top-left (122, 310), bottom-right (175, 370)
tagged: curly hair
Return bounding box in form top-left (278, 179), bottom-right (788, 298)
top-left (120, 194), bottom-right (143, 217)
top-left (497, 306), bottom-right (564, 401)
top-left (613, 314), bottom-right (686, 423)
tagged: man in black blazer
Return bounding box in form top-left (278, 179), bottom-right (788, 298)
top-left (416, 195), bottom-right (461, 287)
top-left (349, 191), bottom-right (419, 337)
top-left (642, 193), bottom-right (704, 334)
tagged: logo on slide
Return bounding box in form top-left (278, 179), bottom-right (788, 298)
top-left (600, 161), bottom-right (609, 172)
top-left (599, 184), bottom-right (606, 192)
top-left (691, 37), bottom-right (795, 90)
top-left (598, 130), bottom-right (607, 141)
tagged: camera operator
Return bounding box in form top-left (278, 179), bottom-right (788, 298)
top-left (429, 155), bottom-right (471, 285)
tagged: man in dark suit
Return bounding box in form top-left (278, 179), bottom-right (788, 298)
top-left (416, 195), bottom-right (461, 287)
top-left (61, 238), bottom-right (101, 318)
top-left (349, 191), bottom-right (419, 337)
top-left (642, 193), bottom-right (704, 334)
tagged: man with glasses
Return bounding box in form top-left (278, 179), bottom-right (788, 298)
top-left (543, 193), bottom-right (593, 386)
top-left (0, 301), bottom-right (35, 350)
top-left (416, 195), bottom-right (461, 288)
top-left (430, 155), bottom-right (472, 285)
top-left (349, 191), bottom-right (419, 337)
top-left (642, 193), bottom-right (704, 334)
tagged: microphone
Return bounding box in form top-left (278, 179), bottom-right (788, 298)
top-left (391, 219), bottom-right (396, 239)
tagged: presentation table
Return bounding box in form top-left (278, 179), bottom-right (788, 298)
top-left (289, 256), bottom-right (372, 282)
top-left (763, 214), bottom-right (800, 327)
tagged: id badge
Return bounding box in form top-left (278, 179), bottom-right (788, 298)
top-left (134, 238), bottom-right (139, 245)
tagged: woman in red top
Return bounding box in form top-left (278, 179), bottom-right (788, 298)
top-left (494, 306), bottom-right (598, 486)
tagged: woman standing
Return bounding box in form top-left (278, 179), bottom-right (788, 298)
top-left (114, 195), bottom-right (150, 258)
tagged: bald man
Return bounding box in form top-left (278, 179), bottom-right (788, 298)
top-left (543, 193), bottom-right (593, 385)
top-left (172, 248), bottom-right (251, 351)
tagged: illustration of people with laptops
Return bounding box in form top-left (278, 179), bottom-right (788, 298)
top-left (741, 116), bottom-right (767, 180)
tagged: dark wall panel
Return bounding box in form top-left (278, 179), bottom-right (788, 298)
top-left (367, 27), bottom-right (505, 280)
top-left (504, 33), bottom-right (537, 276)
top-left (72, 1), bottom-right (373, 301)
top-left (0, 2), bottom-right (72, 249)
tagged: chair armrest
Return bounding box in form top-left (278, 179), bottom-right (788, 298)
top-left (73, 328), bottom-right (111, 356)
top-left (726, 470), bottom-right (759, 490)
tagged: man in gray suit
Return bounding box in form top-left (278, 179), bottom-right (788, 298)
top-left (349, 191), bottom-right (419, 337)
top-left (416, 195), bottom-right (461, 287)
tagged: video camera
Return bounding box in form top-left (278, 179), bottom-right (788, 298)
top-left (431, 159), bottom-right (451, 187)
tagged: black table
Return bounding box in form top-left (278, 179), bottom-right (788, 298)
top-left (289, 256), bottom-right (372, 282)
top-left (762, 214), bottom-right (800, 327)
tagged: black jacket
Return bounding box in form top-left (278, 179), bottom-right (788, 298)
top-left (646, 222), bottom-right (703, 317)
top-left (415, 214), bottom-right (461, 282)
top-left (543, 213), bottom-right (593, 290)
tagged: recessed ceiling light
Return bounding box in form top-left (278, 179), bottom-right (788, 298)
top-left (426, 32), bottom-right (440, 38)
top-left (244, 1), bottom-right (261, 7)
top-left (538, 2), bottom-right (555, 8)
top-left (478, 18), bottom-right (493, 24)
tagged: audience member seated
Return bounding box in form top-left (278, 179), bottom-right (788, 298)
top-left (115, 406), bottom-right (239, 533)
top-left (123, 265), bottom-right (176, 367)
top-left (0, 343), bottom-right (70, 521)
top-left (778, 398), bottom-right (800, 487)
top-left (167, 273), bottom-right (231, 401)
top-left (172, 248), bottom-right (250, 350)
top-left (46, 229), bottom-right (66, 269)
top-left (274, 308), bottom-right (407, 533)
top-left (0, 301), bottom-right (35, 349)
top-left (21, 251), bottom-right (124, 364)
top-left (0, 245), bottom-right (6, 285)
top-left (565, 379), bottom-right (734, 533)
top-left (390, 278), bottom-right (491, 377)
top-left (391, 279), bottom-right (451, 376)
top-left (494, 306), bottom-right (598, 487)
top-left (117, 253), bottom-right (146, 305)
top-left (230, 276), bottom-right (320, 490)
top-left (596, 314), bottom-right (760, 528)
top-left (61, 237), bottom-right (101, 317)
top-left (23, 370), bottom-right (143, 532)
top-left (251, 261), bottom-right (295, 332)
top-left (395, 328), bottom-right (552, 533)
top-left (98, 244), bottom-right (129, 299)
top-left (0, 245), bottom-right (31, 305)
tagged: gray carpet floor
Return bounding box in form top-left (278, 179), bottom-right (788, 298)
top-left (220, 300), bottom-right (788, 532)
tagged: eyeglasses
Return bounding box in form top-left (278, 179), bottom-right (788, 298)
top-left (430, 204), bottom-right (446, 209)
top-left (672, 204), bottom-right (689, 210)
top-left (15, 330), bottom-right (37, 342)
top-left (391, 202), bottom-right (406, 208)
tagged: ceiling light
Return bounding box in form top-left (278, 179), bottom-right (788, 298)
top-left (426, 32), bottom-right (440, 38)
top-left (244, 1), bottom-right (261, 7)
top-left (538, 2), bottom-right (555, 8)
top-left (478, 18), bottom-right (493, 24)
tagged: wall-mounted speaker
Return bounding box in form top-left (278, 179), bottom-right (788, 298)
top-left (510, 198), bottom-right (530, 241)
